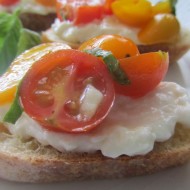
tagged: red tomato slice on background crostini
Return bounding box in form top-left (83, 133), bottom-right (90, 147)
top-left (0, 0), bottom-right (19, 6)
top-left (56, 0), bottom-right (105, 25)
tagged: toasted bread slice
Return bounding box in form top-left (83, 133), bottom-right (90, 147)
top-left (0, 123), bottom-right (190, 183)
top-left (42, 29), bottom-right (190, 64)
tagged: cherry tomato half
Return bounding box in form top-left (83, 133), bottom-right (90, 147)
top-left (36, 0), bottom-right (56, 7)
top-left (79, 34), bottom-right (139, 59)
top-left (19, 49), bottom-right (115, 133)
top-left (56, 0), bottom-right (104, 25)
top-left (115, 51), bottom-right (169, 98)
top-left (0, 0), bottom-right (19, 6)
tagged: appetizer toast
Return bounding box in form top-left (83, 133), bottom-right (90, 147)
top-left (0, 40), bottom-right (190, 183)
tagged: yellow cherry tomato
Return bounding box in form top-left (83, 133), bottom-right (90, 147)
top-left (0, 43), bottom-right (71, 105)
top-left (36, 0), bottom-right (56, 7)
top-left (152, 0), bottom-right (172, 15)
top-left (79, 34), bottom-right (139, 59)
top-left (111, 0), bottom-right (153, 27)
top-left (138, 14), bottom-right (180, 44)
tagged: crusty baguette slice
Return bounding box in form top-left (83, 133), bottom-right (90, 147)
top-left (19, 13), bottom-right (56, 31)
top-left (0, 123), bottom-right (190, 183)
top-left (42, 29), bottom-right (190, 64)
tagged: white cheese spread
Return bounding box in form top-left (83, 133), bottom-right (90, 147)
top-left (52, 16), bottom-right (140, 45)
top-left (0, 0), bottom-right (55, 15)
top-left (1, 82), bottom-right (190, 158)
top-left (19, 0), bottom-right (55, 15)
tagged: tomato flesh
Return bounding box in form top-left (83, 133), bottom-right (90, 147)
top-left (56, 0), bottom-right (105, 25)
top-left (0, 0), bottom-right (19, 6)
top-left (20, 49), bottom-right (115, 133)
top-left (115, 51), bottom-right (169, 98)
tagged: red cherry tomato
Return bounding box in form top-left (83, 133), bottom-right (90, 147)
top-left (115, 51), bottom-right (169, 98)
top-left (56, 0), bottom-right (104, 25)
top-left (104, 0), bottom-right (115, 14)
top-left (0, 0), bottom-right (19, 6)
top-left (19, 49), bottom-right (115, 133)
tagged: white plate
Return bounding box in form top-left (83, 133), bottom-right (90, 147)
top-left (0, 0), bottom-right (190, 189)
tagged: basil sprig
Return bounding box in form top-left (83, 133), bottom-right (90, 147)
top-left (3, 84), bottom-right (23, 124)
top-left (170, 0), bottom-right (178, 15)
top-left (0, 11), bottom-right (41, 75)
top-left (86, 48), bottom-right (130, 85)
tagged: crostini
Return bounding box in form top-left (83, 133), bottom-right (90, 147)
top-left (0, 40), bottom-right (190, 182)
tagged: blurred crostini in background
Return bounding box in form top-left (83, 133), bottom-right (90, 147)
top-left (0, 0), bottom-right (56, 31)
top-left (42, 0), bottom-right (190, 64)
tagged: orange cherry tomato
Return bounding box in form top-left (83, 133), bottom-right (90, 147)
top-left (56, 0), bottom-right (104, 25)
top-left (0, 0), bottom-right (19, 6)
top-left (19, 49), bottom-right (115, 133)
top-left (115, 51), bottom-right (169, 98)
top-left (111, 0), bottom-right (153, 27)
top-left (36, 0), bottom-right (56, 7)
top-left (79, 34), bottom-right (139, 59)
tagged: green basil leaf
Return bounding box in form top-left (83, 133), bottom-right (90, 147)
top-left (170, 0), bottom-right (178, 15)
top-left (16, 28), bottom-right (41, 56)
top-left (3, 85), bottom-right (23, 124)
top-left (0, 11), bottom-right (41, 75)
top-left (0, 12), bottom-right (22, 75)
top-left (86, 48), bottom-right (130, 85)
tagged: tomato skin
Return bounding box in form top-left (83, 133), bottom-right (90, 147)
top-left (111, 0), bottom-right (153, 27)
top-left (104, 0), bottom-right (115, 14)
top-left (0, 43), bottom-right (71, 105)
top-left (20, 49), bottom-right (115, 133)
top-left (56, 0), bottom-right (104, 25)
top-left (79, 34), bottom-right (139, 59)
top-left (0, 0), bottom-right (19, 6)
top-left (36, 0), bottom-right (56, 7)
top-left (115, 51), bottom-right (169, 98)
top-left (138, 14), bottom-right (180, 44)
top-left (152, 0), bottom-right (172, 15)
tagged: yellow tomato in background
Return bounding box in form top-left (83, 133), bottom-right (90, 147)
top-left (111, 0), bottom-right (153, 27)
top-left (138, 14), bottom-right (180, 44)
top-left (152, 0), bottom-right (172, 15)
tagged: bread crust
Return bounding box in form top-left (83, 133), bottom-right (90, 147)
top-left (138, 43), bottom-right (190, 64)
top-left (19, 13), bottom-right (56, 31)
top-left (42, 29), bottom-right (190, 64)
top-left (0, 124), bottom-right (190, 183)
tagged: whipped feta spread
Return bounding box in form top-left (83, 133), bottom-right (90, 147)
top-left (52, 16), bottom-right (140, 45)
top-left (20, 0), bottom-right (55, 15)
top-left (0, 0), bottom-right (55, 15)
top-left (1, 82), bottom-right (190, 158)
